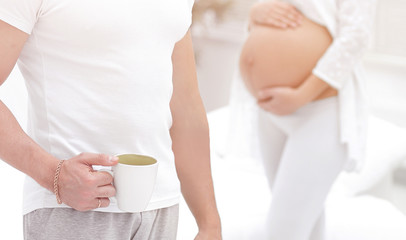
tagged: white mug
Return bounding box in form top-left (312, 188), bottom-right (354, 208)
top-left (99, 154), bottom-right (159, 212)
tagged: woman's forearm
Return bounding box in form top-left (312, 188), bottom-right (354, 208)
top-left (297, 74), bottom-right (333, 103)
top-left (0, 100), bottom-right (58, 191)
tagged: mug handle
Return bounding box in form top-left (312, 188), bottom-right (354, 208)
top-left (92, 152), bottom-right (121, 175)
top-left (92, 165), bottom-right (114, 177)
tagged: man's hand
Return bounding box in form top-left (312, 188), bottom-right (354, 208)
top-left (250, 0), bottom-right (303, 29)
top-left (195, 229), bottom-right (222, 240)
top-left (58, 153), bottom-right (118, 211)
top-left (257, 86), bottom-right (307, 115)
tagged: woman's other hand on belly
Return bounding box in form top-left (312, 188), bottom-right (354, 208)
top-left (257, 86), bottom-right (308, 115)
top-left (250, 0), bottom-right (303, 29)
top-left (257, 74), bottom-right (338, 115)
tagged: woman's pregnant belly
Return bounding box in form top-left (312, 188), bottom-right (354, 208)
top-left (239, 17), bottom-right (335, 99)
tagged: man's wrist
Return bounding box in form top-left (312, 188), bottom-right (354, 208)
top-left (40, 157), bottom-right (60, 192)
top-left (28, 145), bottom-right (60, 192)
top-left (198, 226), bottom-right (222, 239)
top-left (197, 216), bottom-right (222, 234)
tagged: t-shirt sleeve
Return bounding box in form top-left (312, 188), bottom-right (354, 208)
top-left (0, 0), bottom-right (44, 34)
top-left (188, 0), bottom-right (195, 13)
top-left (184, 0), bottom-right (194, 31)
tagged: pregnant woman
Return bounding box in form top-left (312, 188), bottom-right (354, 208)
top-left (236, 0), bottom-right (376, 239)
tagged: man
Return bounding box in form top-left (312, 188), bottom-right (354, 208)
top-left (0, 0), bottom-right (221, 239)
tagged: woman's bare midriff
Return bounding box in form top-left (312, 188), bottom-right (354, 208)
top-left (239, 17), bottom-right (337, 100)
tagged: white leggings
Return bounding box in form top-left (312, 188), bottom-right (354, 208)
top-left (257, 97), bottom-right (346, 240)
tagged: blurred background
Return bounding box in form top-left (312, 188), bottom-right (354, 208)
top-left (182, 0), bottom-right (406, 239)
top-left (1, 0), bottom-right (406, 239)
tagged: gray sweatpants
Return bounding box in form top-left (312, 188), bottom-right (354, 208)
top-left (23, 204), bottom-right (179, 240)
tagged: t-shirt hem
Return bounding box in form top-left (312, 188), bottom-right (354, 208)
top-left (22, 195), bottom-right (181, 215)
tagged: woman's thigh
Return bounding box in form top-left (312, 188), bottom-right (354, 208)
top-left (266, 105), bottom-right (346, 240)
top-left (257, 109), bottom-right (287, 188)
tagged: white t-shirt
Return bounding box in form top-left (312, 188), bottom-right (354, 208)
top-left (0, 0), bottom-right (194, 215)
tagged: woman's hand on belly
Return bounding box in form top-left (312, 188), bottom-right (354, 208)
top-left (257, 86), bottom-right (307, 115)
top-left (250, 1), bottom-right (303, 29)
top-left (257, 74), bottom-right (337, 115)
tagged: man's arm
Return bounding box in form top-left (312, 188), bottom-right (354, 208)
top-left (0, 20), bottom-right (56, 188)
top-left (0, 20), bottom-right (117, 211)
top-left (170, 31), bottom-right (221, 239)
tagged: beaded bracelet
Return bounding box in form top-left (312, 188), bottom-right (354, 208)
top-left (53, 159), bottom-right (65, 204)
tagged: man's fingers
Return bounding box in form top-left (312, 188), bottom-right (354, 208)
top-left (94, 197), bottom-right (110, 209)
top-left (59, 153), bottom-right (119, 211)
top-left (95, 185), bottom-right (116, 198)
top-left (78, 152), bottom-right (119, 166)
top-left (93, 170), bottom-right (114, 186)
